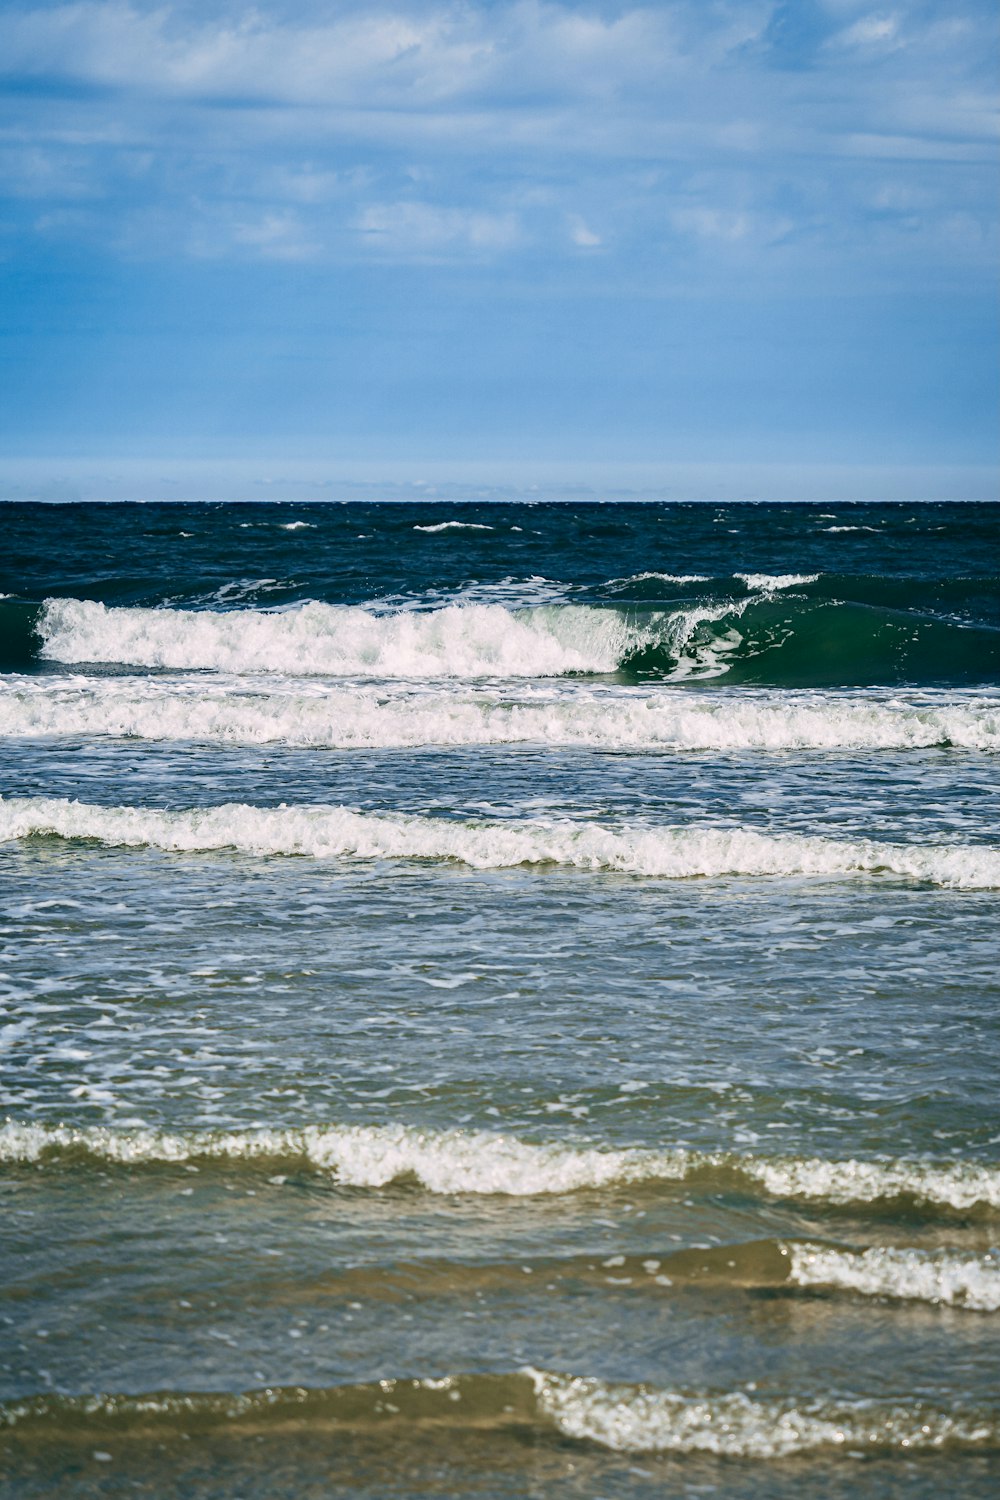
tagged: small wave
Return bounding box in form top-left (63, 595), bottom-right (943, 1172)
top-left (527, 1370), bottom-right (998, 1455)
top-left (606, 572), bottom-right (712, 586)
top-left (278, 521), bottom-right (314, 531)
top-left (786, 1242), bottom-right (1000, 1312)
top-left (825, 526), bottom-right (878, 533)
top-left (736, 573), bottom-right (820, 591)
top-left (570, 1239), bottom-right (1000, 1310)
top-left (413, 521), bottom-right (494, 533)
top-left (4, 1373), bottom-right (992, 1457)
top-left (3, 1121), bottom-right (998, 1210)
top-left (3, 796), bottom-right (998, 888)
top-left (4, 679), bottom-right (997, 752)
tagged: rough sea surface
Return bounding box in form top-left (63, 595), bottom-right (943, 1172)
top-left (1, 499), bottom-right (999, 1498)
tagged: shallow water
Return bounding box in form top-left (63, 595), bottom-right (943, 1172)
top-left (2, 500), bottom-right (999, 1496)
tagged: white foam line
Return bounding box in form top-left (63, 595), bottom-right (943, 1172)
top-left (787, 1242), bottom-right (1000, 1311)
top-left (606, 572), bottom-right (712, 586)
top-left (2, 796), bottom-right (998, 888)
top-left (2, 1121), bottom-right (998, 1209)
top-left (527, 1370), bottom-right (998, 1455)
top-left (2, 679), bottom-right (998, 751)
top-left (736, 573), bottom-right (820, 591)
top-left (413, 521), bottom-right (494, 532)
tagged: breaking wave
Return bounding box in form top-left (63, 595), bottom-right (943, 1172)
top-left (2, 677), bottom-right (998, 751)
top-left (7, 593), bottom-right (996, 685)
top-left (2, 796), bottom-right (998, 888)
top-left (2, 1372), bottom-right (996, 1456)
top-left (526, 1370), bottom-right (999, 1455)
top-left (35, 597), bottom-right (635, 677)
top-left (785, 1242), bottom-right (1000, 1312)
top-left (3, 1121), bottom-right (998, 1211)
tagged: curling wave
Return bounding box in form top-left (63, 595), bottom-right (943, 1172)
top-left (3, 1121), bottom-right (998, 1211)
top-left (2, 796), bottom-right (998, 888)
top-left (18, 592), bottom-right (1000, 685)
top-left (2, 1372), bottom-right (996, 1456)
top-left (2, 677), bottom-right (998, 752)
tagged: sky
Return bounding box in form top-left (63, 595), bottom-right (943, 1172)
top-left (0, 0), bottom-right (997, 500)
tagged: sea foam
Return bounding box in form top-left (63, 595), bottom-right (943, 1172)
top-left (786, 1242), bottom-right (1000, 1311)
top-left (2, 677), bottom-right (998, 751)
top-left (35, 597), bottom-right (741, 679)
top-left (527, 1370), bottom-right (998, 1455)
top-left (2, 796), bottom-right (998, 888)
top-left (2, 1121), bottom-right (998, 1210)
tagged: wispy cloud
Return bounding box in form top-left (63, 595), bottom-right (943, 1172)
top-left (0, 0), bottom-right (995, 276)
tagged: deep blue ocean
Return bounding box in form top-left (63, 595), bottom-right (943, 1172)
top-left (1, 500), bottom-right (999, 1499)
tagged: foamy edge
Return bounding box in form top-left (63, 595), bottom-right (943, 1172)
top-left (527, 1370), bottom-right (998, 1455)
top-left (2, 796), bottom-right (998, 888)
top-left (787, 1243), bottom-right (1000, 1311)
top-left (2, 679), bottom-right (998, 751)
top-left (2, 1122), bottom-right (997, 1209)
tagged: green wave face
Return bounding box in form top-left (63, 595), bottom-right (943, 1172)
top-left (8, 592), bottom-right (1000, 686)
top-left (623, 598), bottom-right (1000, 687)
top-left (0, 600), bottom-right (40, 671)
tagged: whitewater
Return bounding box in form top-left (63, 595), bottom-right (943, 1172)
top-left (4, 794), bottom-right (999, 887)
top-left (3, 675), bottom-right (999, 751)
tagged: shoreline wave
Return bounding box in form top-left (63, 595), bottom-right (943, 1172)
top-left (2, 678), bottom-right (998, 751)
top-left (3, 1121), bottom-right (998, 1211)
top-left (2, 1370), bottom-right (996, 1456)
top-left (2, 796), bottom-right (998, 888)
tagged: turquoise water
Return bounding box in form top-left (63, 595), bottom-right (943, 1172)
top-left (1, 500), bottom-right (999, 1497)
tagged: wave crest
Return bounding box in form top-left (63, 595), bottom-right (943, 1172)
top-left (3, 1371), bottom-right (996, 1456)
top-left (3, 1121), bottom-right (998, 1210)
top-left (37, 598), bottom-right (637, 677)
top-left (527, 1370), bottom-right (998, 1455)
top-left (4, 679), bottom-right (998, 751)
top-left (30, 593), bottom-right (1000, 685)
top-left (2, 796), bottom-right (998, 888)
top-left (786, 1242), bottom-right (1000, 1312)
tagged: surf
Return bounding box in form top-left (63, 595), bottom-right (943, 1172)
top-left (2, 675), bottom-right (998, 751)
top-left (2, 1372), bottom-right (996, 1456)
top-left (3, 795), bottom-right (999, 888)
top-left (4, 1121), bottom-right (998, 1212)
top-left (2, 590), bottom-right (995, 685)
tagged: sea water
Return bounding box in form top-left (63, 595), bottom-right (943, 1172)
top-left (1, 500), bottom-right (998, 1497)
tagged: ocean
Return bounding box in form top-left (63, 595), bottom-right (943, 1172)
top-left (1, 498), bottom-right (998, 1498)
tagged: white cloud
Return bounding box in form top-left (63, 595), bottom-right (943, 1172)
top-left (0, 1), bottom-right (786, 115)
top-left (0, 2), bottom-right (656, 106)
top-left (828, 12), bottom-right (904, 51)
top-left (568, 214), bottom-right (601, 247)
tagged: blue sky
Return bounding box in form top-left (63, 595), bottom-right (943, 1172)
top-left (0, 0), bottom-right (997, 499)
